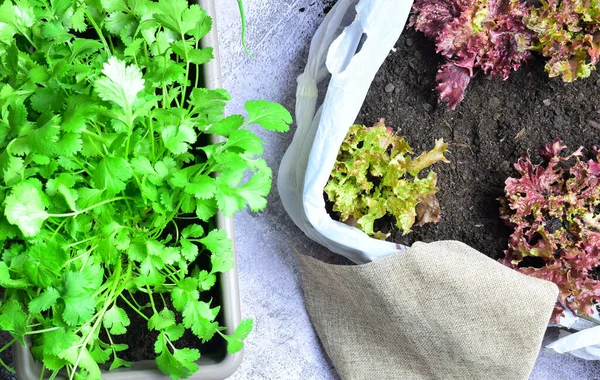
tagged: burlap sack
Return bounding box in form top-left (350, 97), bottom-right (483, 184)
top-left (298, 241), bottom-right (559, 380)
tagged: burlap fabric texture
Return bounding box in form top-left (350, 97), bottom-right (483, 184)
top-left (298, 240), bottom-right (559, 380)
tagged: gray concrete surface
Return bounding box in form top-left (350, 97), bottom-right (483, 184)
top-left (216, 1), bottom-right (600, 379)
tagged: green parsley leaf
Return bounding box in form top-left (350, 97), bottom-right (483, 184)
top-left (186, 6), bottom-right (212, 40)
top-left (40, 328), bottom-right (79, 357)
top-left (153, 0), bottom-right (189, 35)
top-left (181, 224), bottom-right (204, 238)
top-left (0, 0), bottom-right (35, 38)
top-left (0, 261), bottom-right (28, 288)
top-left (222, 318), bottom-right (253, 354)
top-left (149, 308), bottom-right (176, 331)
top-left (95, 57), bottom-right (145, 112)
top-left (195, 198), bottom-right (218, 221)
top-left (156, 342), bottom-right (200, 380)
top-left (4, 181), bottom-right (49, 237)
top-left (57, 132), bottom-right (83, 156)
top-left (245, 100), bottom-right (292, 132)
top-left (0, 299), bottom-right (27, 344)
top-left (29, 288), bottom-right (61, 314)
top-left (180, 239), bottom-right (199, 262)
top-left (200, 230), bottom-right (234, 274)
top-left (189, 88), bottom-right (230, 126)
top-left (0, 151), bottom-right (24, 185)
top-left (182, 299), bottom-right (219, 342)
top-left (196, 270), bottom-right (216, 291)
top-left (207, 115), bottom-right (243, 137)
top-left (235, 160), bottom-right (272, 212)
top-left (184, 175), bottom-right (215, 199)
top-left (89, 341), bottom-right (110, 365)
top-left (58, 184), bottom-right (79, 211)
top-left (60, 271), bottom-right (97, 326)
top-left (93, 155), bottom-right (133, 194)
top-left (226, 129), bottom-right (264, 155)
top-left (162, 124), bottom-right (196, 155)
top-left (171, 278), bottom-right (199, 311)
top-left (109, 357), bottom-right (132, 371)
top-left (188, 48), bottom-right (213, 65)
top-left (21, 242), bottom-right (68, 288)
top-left (131, 156), bottom-right (157, 176)
top-left (103, 305), bottom-right (130, 335)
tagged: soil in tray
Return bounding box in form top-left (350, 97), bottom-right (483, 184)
top-left (351, 27), bottom-right (600, 259)
top-left (106, 280), bottom-right (226, 364)
top-left (103, 240), bottom-right (227, 363)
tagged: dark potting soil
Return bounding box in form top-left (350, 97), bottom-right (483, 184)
top-left (352, 28), bottom-right (600, 259)
top-left (105, 283), bottom-right (226, 364)
top-left (297, 0), bottom-right (336, 15)
top-left (106, 224), bottom-right (227, 364)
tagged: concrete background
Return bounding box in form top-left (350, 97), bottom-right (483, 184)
top-left (1, 1), bottom-right (600, 380)
top-left (216, 1), bottom-right (600, 379)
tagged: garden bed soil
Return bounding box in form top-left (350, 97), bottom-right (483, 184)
top-left (352, 28), bottom-right (600, 259)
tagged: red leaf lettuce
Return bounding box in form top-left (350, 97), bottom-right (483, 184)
top-left (500, 140), bottom-right (600, 322)
top-left (410, 0), bottom-right (534, 108)
top-left (526, 0), bottom-right (600, 81)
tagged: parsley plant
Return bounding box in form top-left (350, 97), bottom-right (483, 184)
top-left (0, 0), bottom-right (291, 378)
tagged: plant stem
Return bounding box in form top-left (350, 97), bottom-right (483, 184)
top-left (25, 327), bottom-right (60, 335)
top-left (127, 289), bottom-right (143, 308)
top-left (69, 156), bottom-right (94, 177)
top-left (49, 197), bottom-right (135, 218)
top-left (0, 356), bottom-right (15, 374)
top-left (178, 29), bottom-right (191, 107)
top-left (171, 219), bottom-right (180, 242)
top-left (0, 338), bottom-right (16, 354)
top-left (83, 7), bottom-right (111, 56)
top-left (124, 111), bottom-right (135, 158)
top-left (146, 285), bottom-right (158, 315)
top-left (50, 218), bottom-right (69, 240)
top-left (68, 236), bottom-right (98, 248)
top-left (236, 0), bottom-right (253, 58)
top-left (70, 260), bottom-right (124, 379)
top-left (149, 117), bottom-right (156, 158)
top-left (65, 249), bottom-right (92, 265)
top-left (158, 292), bottom-right (167, 309)
top-left (80, 130), bottom-right (108, 157)
top-left (119, 294), bottom-right (149, 321)
top-left (164, 265), bottom-right (181, 282)
top-left (166, 335), bottom-right (177, 352)
top-left (193, 39), bottom-right (201, 92)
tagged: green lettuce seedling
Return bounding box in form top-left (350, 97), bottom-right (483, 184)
top-left (325, 121), bottom-right (449, 239)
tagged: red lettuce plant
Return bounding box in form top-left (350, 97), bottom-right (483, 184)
top-left (525, 0), bottom-right (600, 81)
top-left (500, 140), bottom-right (600, 322)
top-left (410, 0), bottom-right (534, 108)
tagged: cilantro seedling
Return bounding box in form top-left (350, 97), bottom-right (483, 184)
top-left (0, 0), bottom-right (291, 378)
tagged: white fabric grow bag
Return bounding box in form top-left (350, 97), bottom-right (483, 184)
top-left (278, 0), bottom-right (411, 264)
top-left (277, 0), bottom-right (600, 361)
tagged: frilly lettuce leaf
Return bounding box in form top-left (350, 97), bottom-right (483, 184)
top-left (325, 121), bottom-right (449, 239)
top-left (500, 139), bottom-right (600, 322)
